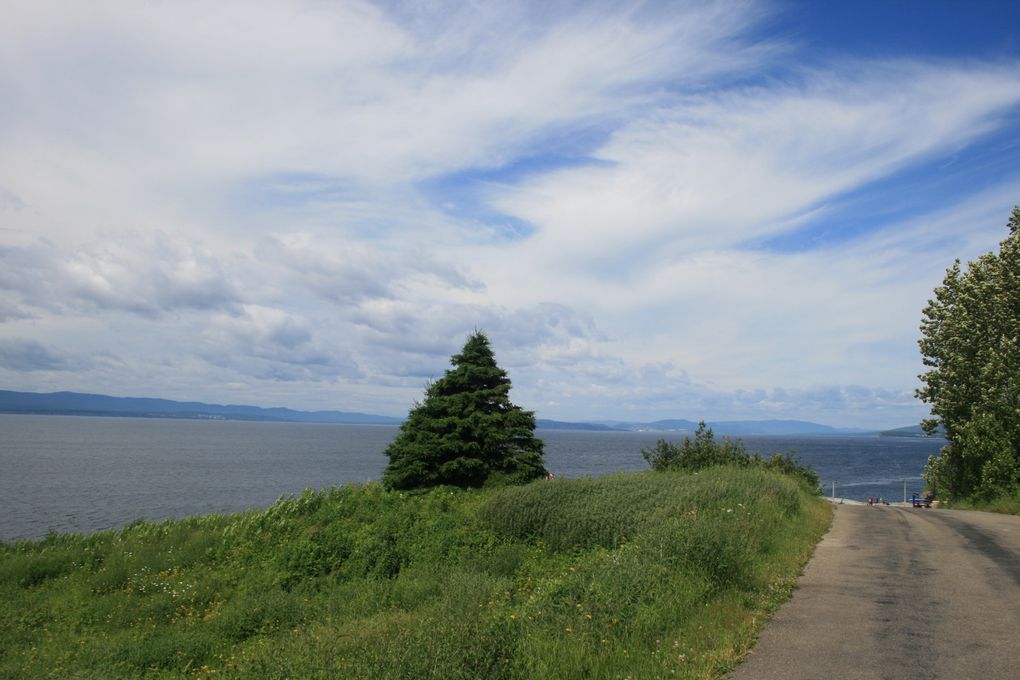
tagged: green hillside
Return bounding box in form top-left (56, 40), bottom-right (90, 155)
top-left (1, 469), bottom-right (829, 678)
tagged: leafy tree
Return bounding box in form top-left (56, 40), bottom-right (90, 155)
top-left (918, 206), bottom-right (1020, 498)
top-left (382, 331), bottom-right (547, 490)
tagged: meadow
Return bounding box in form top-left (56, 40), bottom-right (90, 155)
top-left (1, 468), bottom-right (829, 679)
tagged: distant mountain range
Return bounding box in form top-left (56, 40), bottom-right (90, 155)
top-left (1, 389), bottom-right (916, 435)
top-left (0, 390), bottom-right (401, 425)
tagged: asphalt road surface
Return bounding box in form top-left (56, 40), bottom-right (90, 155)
top-left (730, 504), bottom-right (1020, 680)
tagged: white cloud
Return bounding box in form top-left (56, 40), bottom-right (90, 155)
top-left (198, 305), bottom-right (364, 383)
top-left (0, 236), bottom-right (244, 317)
top-left (0, 0), bottom-right (777, 249)
top-left (1, 1), bottom-right (1018, 429)
top-left (0, 338), bottom-right (78, 372)
top-left (253, 232), bottom-right (481, 306)
top-left (491, 61), bottom-right (1020, 263)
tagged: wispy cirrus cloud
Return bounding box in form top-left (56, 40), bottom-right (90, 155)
top-left (1, 1), bottom-right (1019, 428)
top-left (490, 61), bottom-right (1020, 264)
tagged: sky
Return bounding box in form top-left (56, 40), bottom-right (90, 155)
top-left (1, 0), bottom-right (1019, 429)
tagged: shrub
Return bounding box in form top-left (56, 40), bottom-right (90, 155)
top-left (642, 422), bottom-right (820, 493)
top-left (757, 451), bottom-right (821, 494)
top-left (641, 422), bottom-right (748, 472)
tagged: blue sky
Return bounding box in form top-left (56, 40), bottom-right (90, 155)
top-left (1, 0), bottom-right (1019, 428)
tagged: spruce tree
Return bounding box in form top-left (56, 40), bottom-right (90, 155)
top-left (382, 331), bottom-right (547, 490)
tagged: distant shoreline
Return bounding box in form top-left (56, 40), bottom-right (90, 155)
top-left (0, 410), bottom-right (402, 425)
top-left (0, 389), bottom-right (926, 436)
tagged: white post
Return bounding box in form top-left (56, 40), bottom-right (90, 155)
top-left (832, 480), bottom-right (836, 500)
top-left (903, 480), bottom-right (907, 504)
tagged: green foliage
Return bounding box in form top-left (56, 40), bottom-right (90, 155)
top-left (949, 486), bottom-right (1020, 515)
top-left (383, 332), bottom-right (547, 490)
top-left (480, 469), bottom-right (807, 589)
top-left (918, 206), bottom-right (1020, 498)
top-left (0, 472), bottom-right (829, 679)
top-left (641, 422), bottom-right (821, 493)
top-left (758, 452), bottom-right (822, 493)
top-left (641, 422), bottom-right (748, 472)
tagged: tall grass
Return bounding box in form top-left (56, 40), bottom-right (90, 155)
top-left (0, 468), bottom-right (829, 678)
top-left (949, 486), bottom-right (1020, 515)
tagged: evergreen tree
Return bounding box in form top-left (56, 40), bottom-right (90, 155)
top-left (382, 332), bottom-right (547, 490)
top-left (918, 206), bottom-right (1020, 498)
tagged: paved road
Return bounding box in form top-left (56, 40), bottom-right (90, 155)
top-left (730, 504), bottom-right (1020, 680)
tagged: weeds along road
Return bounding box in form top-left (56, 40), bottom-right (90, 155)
top-left (730, 504), bottom-right (1020, 680)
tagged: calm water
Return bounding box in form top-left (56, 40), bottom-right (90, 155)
top-left (0, 414), bottom-right (946, 542)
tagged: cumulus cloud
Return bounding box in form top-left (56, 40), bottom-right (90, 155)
top-left (0, 298), bottom-right (32, 323)
top-left (0, 338), bottom-right (77, 372)
top-left (349, 300), bottom-right (603, 365)
top-left (195, 305), bottom-right (365, 383)
top-left (0, 236), bottom-right (243, 318)
top-left (254, 233), bottom-right (481, 307)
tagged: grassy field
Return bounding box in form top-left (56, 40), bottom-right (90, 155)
top-left (947, 487), bottom-right (1020, 515)
top-left (1, 468), bottom-right (830, 679)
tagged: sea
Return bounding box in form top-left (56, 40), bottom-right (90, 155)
top-left (0, 414), bottom-right (947, 542)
